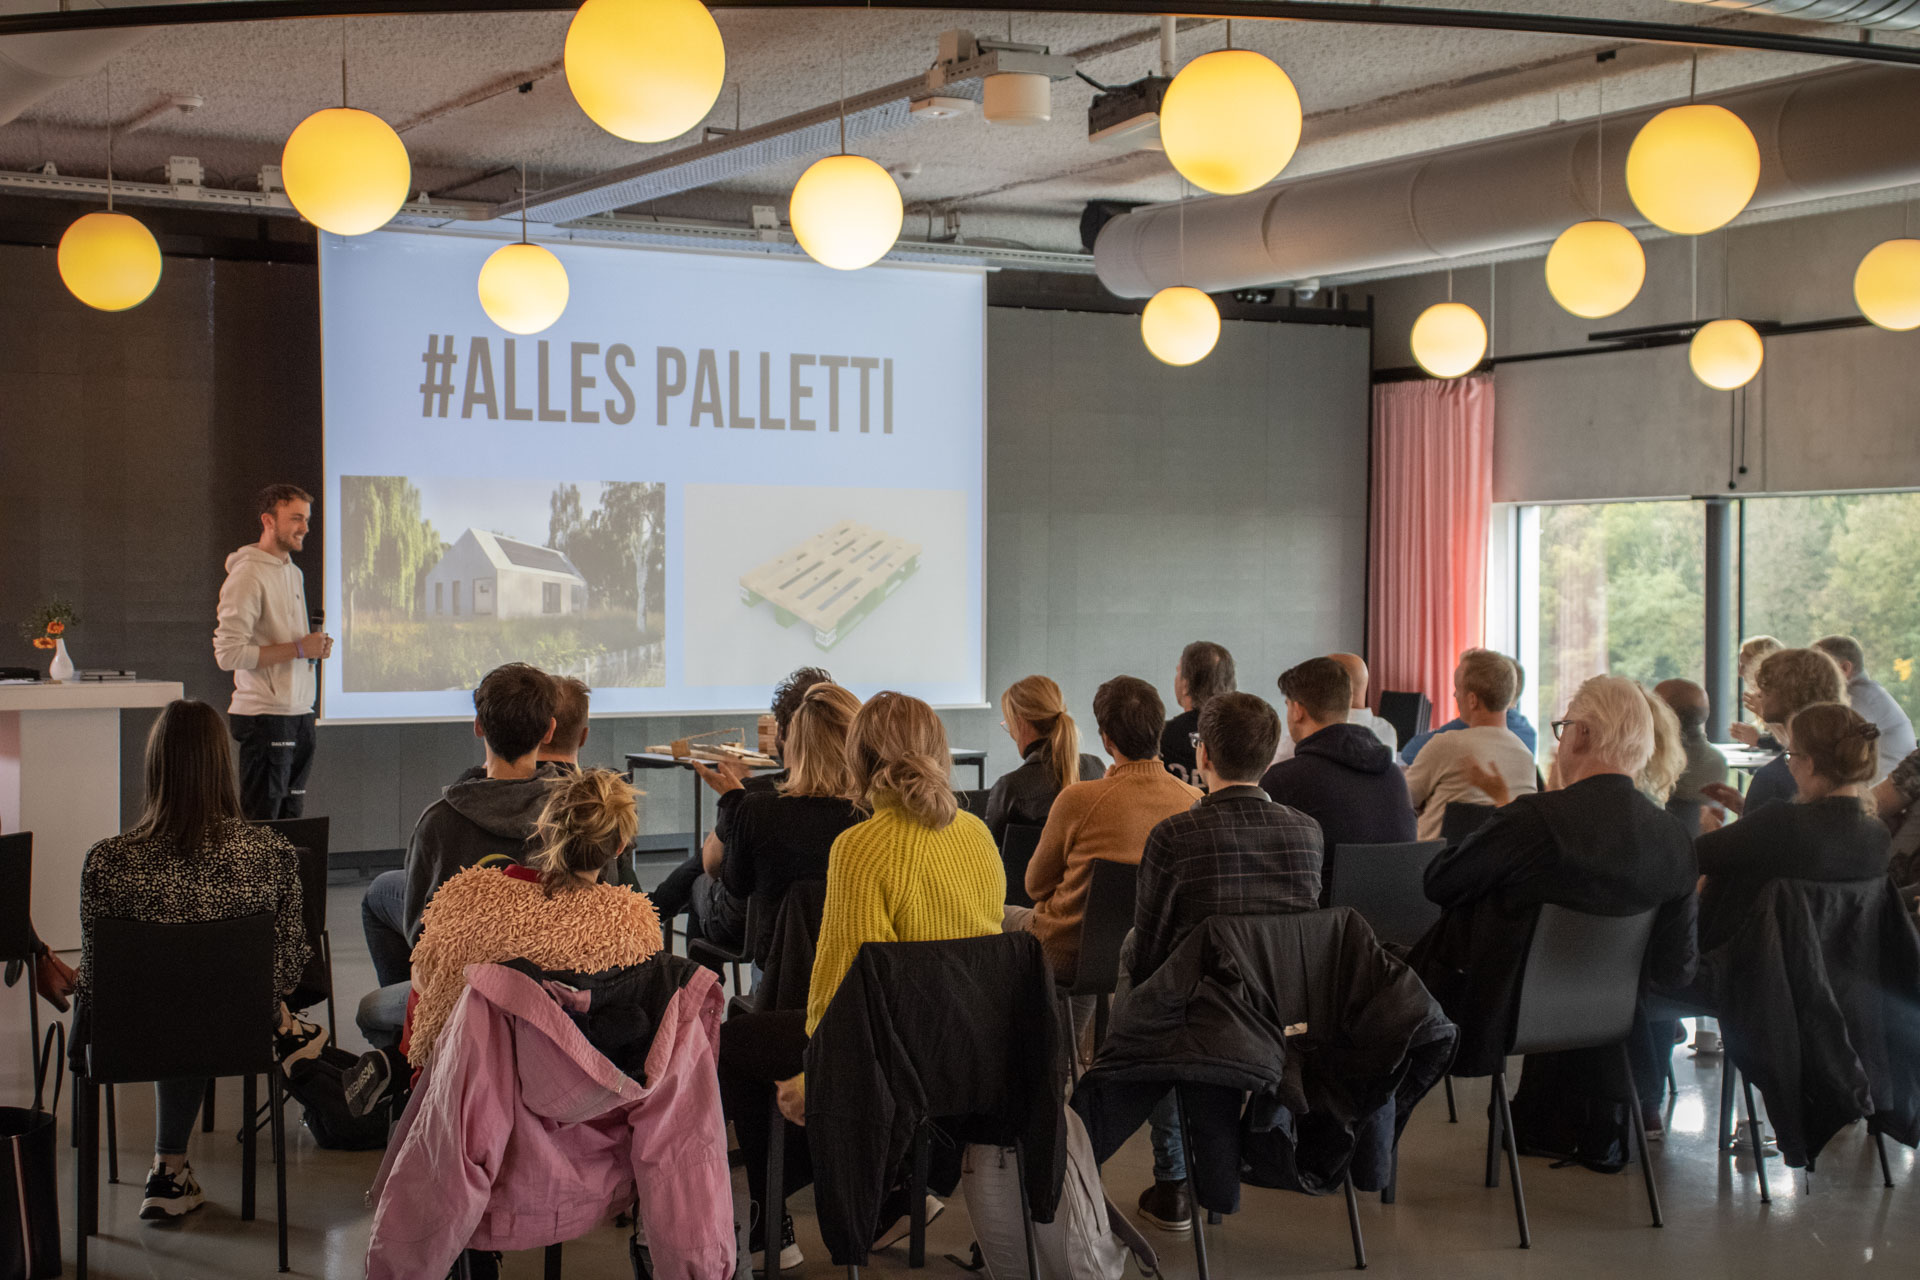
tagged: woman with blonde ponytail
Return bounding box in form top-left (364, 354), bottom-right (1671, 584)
top-left (404, 768), bottom-right (661, 1067)
top-left (984, 675), bottom-right (1106, 843)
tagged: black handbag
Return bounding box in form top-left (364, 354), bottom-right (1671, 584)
top-left (0, 1022), bottom-right (64, 1280)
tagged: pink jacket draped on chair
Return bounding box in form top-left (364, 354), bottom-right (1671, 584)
top-left (1368, 375), bottom-right (1494, 736)
top-left (366, 960), bottom-right (733, 1280)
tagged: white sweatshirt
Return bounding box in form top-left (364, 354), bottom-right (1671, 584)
top-left (213, 545), bottom-right (316, 717)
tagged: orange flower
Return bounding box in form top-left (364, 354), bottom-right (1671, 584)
top-left (46, 621), bottom-right (64, 636)
top-left (33, 637), bottom-right (54, 650)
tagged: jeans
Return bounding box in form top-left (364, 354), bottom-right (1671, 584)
top-left (356, 981), bottom-right (411, 1050)
top-left (1148, 1090), bottom-right (1187, 1183)
top-left (360, 869), bottom-right (412, 988)
top-left (229, 711), bottom-right (317, 821)
top-left (155, 1077), bottom-right (209, 1157)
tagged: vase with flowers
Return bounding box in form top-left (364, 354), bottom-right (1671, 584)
top-left (22, 599), bottom-right (80, 682)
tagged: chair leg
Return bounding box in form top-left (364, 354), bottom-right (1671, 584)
top-left (1013, 1139), bottom-right (1042, 1280)
top-left (1343, 1172), bottom-right (1368, 1270)
top-left (204, 1077), bottom-right (217, 1133)
top-left (323, 930), bottom-right (339, 1045)
top-left (1484, 1086), bottom-right (1502, 1190)
top-left (765, 1092), bottom-right (786, 1279)
top-left (1059, 995), bottom-right (1080, 1086)
top-left (1875, 1130), bottom-right (1895, 1188)
top-left (241, 1073), bottom-right (259, 1222)
top-left (1718, 1064), bottom-right (1737, 1152)
top-left (1743, 1078), bottom-right (1771, 1204)
top-left (908, 1125), bottom-right (930, 1269)
top-left (1492, 1071), bottom-right (1530, 1249)
top-left (1093, 992), bottom-right (1111, 1058)
top-left (1177, 1092), bottom-right (1211, 1280)
top-left (545, 1242), bottom-right (564, 1280)
top-left (1444, 1075), bottom-right (1458, 1124)
top-left (270, 1068), bottom-right (289, 1272)
top-left (1622, 1046), bottom-right (1663, 1228)
top-left (1381, 1144), bottom-right (1397, 1206)
top-left (75, 1080), bottom-right (93, 1280)
top-left (104, 1084), bottom-right (118, 1184)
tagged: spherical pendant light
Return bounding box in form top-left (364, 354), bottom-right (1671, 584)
top-left (1159, 49), bottom-right (1302, 196)
top-left (1853, 238), bottom-right (1920, 331)
top-left (57, 210), bottom-right (162, 311)
top-left (1625, 104), bottom-right (1760, 236)
top-left (789, 154), bottom-right (902, 271)
top-left (1140, 287), bottom-right (1221, 366)
top-left (1689, 319), bottom-right (1763, 390)
top-left (1409, 302), bottom-right (1487, 379)
top-left (478, 242), bottom-right (570, 335)
top-left (281, 107), bottom-right (411, 236)
top-left (565, 0), bottom-right (725, 143)
top-left (1545, 220), bottom-right (1646, 319)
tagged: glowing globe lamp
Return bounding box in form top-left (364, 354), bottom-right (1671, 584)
top-left (789, 154), bottom-right (903, 271)
top-left (565, 0), bottom-right (726, 143)
top-left (478, 242), bottom-right (570, 335)
top-left (1689, 318), bottom-right (1763, 390)
top-left (1410, 302), bottom-right (1487, 379)
top-left (282, 107), bottom-right (412, 236)
top-left (1625, 104), bottom-right (1760, 236)
top-left (1853, 238), bottom-right (1920, 331)
top-left (57, 210), bottom-right (161, 311)
top-left (1545, 220), bottom-right (1646, 319)
top-left (1160, 49), bottom-right (1302, 196)
top-left (1140, 286), bottom-right (1221, 366)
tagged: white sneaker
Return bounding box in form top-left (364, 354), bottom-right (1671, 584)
top-left (139, 1163), bottom-right (206, 1220)
top-left (873, 1196), bottom-right (944, 1250)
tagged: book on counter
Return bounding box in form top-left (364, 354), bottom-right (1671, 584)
top-left (77, 669), bottom-right (138, 681)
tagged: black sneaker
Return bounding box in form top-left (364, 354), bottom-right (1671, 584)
top-left (747, 1207), bottom-right (804, 1271)
top-left (345, 1048), bottom-right (397, 1118)
top-left (275, 1015), bottom-right (326, 1067)
top-left (1136, 1179), bottom-right (1193, 1233)
top-left (139, 1164), bottom-right (206, 1220)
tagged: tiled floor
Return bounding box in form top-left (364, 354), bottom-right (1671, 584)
top-left (3, 873), bottom-right (1913, 1278)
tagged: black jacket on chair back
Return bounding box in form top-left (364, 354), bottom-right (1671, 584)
top-left (803, 931), bottom-right (1065, 1266)
top-left (747, 879), bottom-right (829, 1015)
top-left (1700, 876), bottom-right (1920, 1168)
top-left (1072, 910), bottom-right (1456, 1211)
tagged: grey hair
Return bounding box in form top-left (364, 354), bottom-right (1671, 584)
top-left (1566, 675), bottom-right (1657, 776)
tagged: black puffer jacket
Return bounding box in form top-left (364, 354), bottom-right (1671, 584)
top-left (1072, 910), bottom-right (1455, 1209)
top-left (1698, 876), bottom-right (1920, 1168)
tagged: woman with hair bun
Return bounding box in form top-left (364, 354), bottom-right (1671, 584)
top-left (1696, 702), bottom-right (1891, 951)
top-left (404, 768), bottom-right (661, 1067)
top-left (983, 675), bottom-right (1106, 843)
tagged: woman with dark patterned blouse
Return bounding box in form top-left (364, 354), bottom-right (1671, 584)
top-left (76, 699), bottom-right (313, 1222)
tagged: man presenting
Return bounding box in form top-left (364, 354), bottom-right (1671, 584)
top-left (214, 484), bottom-right (332, 820)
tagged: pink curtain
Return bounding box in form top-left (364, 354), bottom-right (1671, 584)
top-left (1367, 376), bottom-right (1494, 736)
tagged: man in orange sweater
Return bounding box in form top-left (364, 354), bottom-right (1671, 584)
top-left (1006, 676), bottom-right (1202, 985)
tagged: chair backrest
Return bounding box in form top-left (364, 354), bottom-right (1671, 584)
top-left (87, 914), bottom-right (277, 1083)
top-left (1509, 904), bottom-right (1658, 1057)
top-left (0, 832), bottom-right (32, 962)
top-left (957, 789), bottom-right (991, 817)
top-left (752, 878), bottom-right (831, 1015)
top-left (263, 818), bottom-right (331, 1009)
top-left (260, 816), bottom-right (329, 865)
top-left (1378, 691), bottom-right (1431, 751)
top-left (1665, 797), bottom-right (1705, 836)
top-left (1067, 859), bottom-right (1140, 996)
top-left (1325, 840), bottom-right (1447, 950)
top-left (1440, 801), bottom-right (1498, 843)
top-left (1001, 823), bottom-right (1044, 908)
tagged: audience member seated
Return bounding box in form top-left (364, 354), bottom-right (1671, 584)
top-left (357, 663), bottom-right (562, 1048)
top-left (404, 768), bottom-right (660, 1067)
top-left (1399, 652), bottom-right (1538, 762)
top-left (1405, 649), bottom-right (1538, 842)
top-left (1705, 647), bottom-right (1846, 817)
top-left (718, 692), bottom-right (1002, 1266)
top-left (1655, 679), bottom-right (1728, 808)
top-left (1128, 691), bottom-right (1323, 1232)
top-left (1812, 634), bottom-right (1917, 783)
top-left (1267, 651), bottom-right (1400, 764)
top-left (1727, 634), bottom-right (1784, 748)
top-left (1259, 658), bottom-right (1416, 871)
top-left (74, 699), bottom-right (315, 1222)
top-left (1160, 640), bottom-right (1235, 787)
top-left (1696, 703), bottom-right (1890, 952)
top-left (1005, 675), bottom-right (1199, 985)
top-left (715, 683), bottom-right (866, 968)
top-left (983, 674), bottom-right (1106, 844)
top-left (1636, 685), bottom-right (1687, 805)
top-left (1411, 675), bottom-right (1697, 1166)
top-left (1872, 747), bottom-right (1920, 892)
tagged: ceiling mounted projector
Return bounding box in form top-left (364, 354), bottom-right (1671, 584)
top-left (1087, 76), bottom-right (1171, 151)
top-left (930, 29), bottom-right (1076, 128)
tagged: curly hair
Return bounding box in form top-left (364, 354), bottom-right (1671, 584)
top-left (1756, 648), bottom-right (1846, 727)
top-left (848, 691), bottom-right (958, 829)
top-left (529, 768), bottom-right (640, 896)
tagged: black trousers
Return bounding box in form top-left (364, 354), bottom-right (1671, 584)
top-left (230, 712), bottom-right (317, 821)
top-left (719, 1010), bottom-right (813, 1221)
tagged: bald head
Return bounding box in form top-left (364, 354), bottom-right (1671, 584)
top-left (1654, 679), bottom-right (1710, 734)
top-left (1327, 653), bottom-right (1369, 708)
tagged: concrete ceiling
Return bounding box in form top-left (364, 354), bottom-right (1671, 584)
top-left (2, 1), bottom-right (1913, 252)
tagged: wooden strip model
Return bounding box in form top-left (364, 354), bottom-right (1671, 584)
top-left (738, 519), bottom-right (922, 650)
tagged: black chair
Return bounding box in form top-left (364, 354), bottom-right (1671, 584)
top-left (1058, 859), bottom-right (1139, 1078)
top-left (77, 914), bottom-right (289, 1276)
top-left (1378, 691), bottom-right (1431, 753)
top-left (0, 833), bottom-right (41, 1061)
top-left (957, 788), bottom-right (990, 817)
top-left (1000, 823), bottom-right (1044, 909)
top-left (1440, 802), bottom-right (1498, 843)
top-left (1485, 905), bottom-right (1662, 1248)
top-left (689, 934), bottom-right (751, 999)
top-left (262, 816), bottom-right (334, 1033)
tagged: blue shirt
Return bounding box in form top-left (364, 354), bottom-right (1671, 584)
top-left (1399, 708), bottom-right (1539, 764)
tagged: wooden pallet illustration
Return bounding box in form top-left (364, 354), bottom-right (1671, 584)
top-left (739, 519), bottom-right (922, 650)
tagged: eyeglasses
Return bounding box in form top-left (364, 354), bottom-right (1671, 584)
top-left (1551, 718), bottom-right (1581, 741)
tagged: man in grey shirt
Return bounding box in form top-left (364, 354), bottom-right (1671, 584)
top-left (1655, 679), bottom-right (1728, 803)
top-left (1813, 635), bottom-right (1917, 784)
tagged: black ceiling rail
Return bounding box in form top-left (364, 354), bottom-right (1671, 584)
top-left (3, 0), bottom-right (1920, 67)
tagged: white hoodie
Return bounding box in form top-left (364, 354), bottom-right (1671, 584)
top-left (214, 545), bottom-right (316, 717)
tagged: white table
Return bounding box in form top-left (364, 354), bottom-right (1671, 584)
top-left (0, 680), bottom-right (183, 950)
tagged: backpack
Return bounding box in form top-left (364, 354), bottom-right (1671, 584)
top-left (284, 1045), bottom-right (391, 1151)
top-left (959, 1106), bottom-right (1155, 1280)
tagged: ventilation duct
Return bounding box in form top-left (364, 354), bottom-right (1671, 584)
top-left (1669, 0), bottom-right (1920, 30)
top-left (1095, 65), bottom-right (1920, 298)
